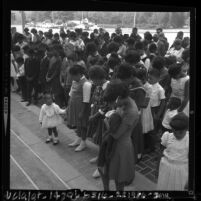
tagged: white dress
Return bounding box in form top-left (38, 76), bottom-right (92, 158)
top-left (171, 76), bottom-right (189, 117)
top-left (157, 131), bottom-right (189, 191)
top-left (39, 103), bottom-right (66, 128)
top-left (141, 82), bottom-right (154, 133)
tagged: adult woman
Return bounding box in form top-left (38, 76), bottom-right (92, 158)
top-left (116, 63), bottom-right (146, 162)
top-left (98, 80), bottom-right (139, 191)
top-left (46, 49), bottom-right (63, 107)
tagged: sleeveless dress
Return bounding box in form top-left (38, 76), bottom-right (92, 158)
top-left (67, 76), bottom-right (90, 128)
top-left (157, 131), bottom-right (189, 190)
top-left (170, 76), bottom-right (189, 117)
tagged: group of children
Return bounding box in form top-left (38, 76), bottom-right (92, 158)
top-left (11, 25), bottom-right (190, 190)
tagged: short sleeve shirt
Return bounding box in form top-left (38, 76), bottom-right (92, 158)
top-left (150, 83), bottom-right (166, 107)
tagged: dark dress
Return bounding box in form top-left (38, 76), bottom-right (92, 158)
top-left (129, 78), bottom-right (146, 159)
top-left (97, 112), bottom-right (122, 167)
top-left (86, 81), bottom-right (110, 146)
top-left (108, 97), bottom-right (139, 185)
top-left (67, 76), bottom-right (91, 130)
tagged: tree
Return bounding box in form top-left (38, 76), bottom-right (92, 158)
top-left (170, 12), bottom-right (186, 28)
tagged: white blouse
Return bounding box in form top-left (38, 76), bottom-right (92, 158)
top-left (149, 83), bottom-right (166, 107)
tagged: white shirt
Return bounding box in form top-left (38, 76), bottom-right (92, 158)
top-left (165, 47), bottom-right (184, 59)
top-left (69, 76), bottom-right (92, 103)
top-left (162, 109), bottom-right (178, 129)
top-left (83, 81), bottom-right (92, 103)
top-left (150, 82), bottom-right (166, 107)
top-left (161, 131), bottom-right (189, 163)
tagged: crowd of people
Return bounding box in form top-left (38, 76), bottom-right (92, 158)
top-left (11, 25), bottom-right (190, 191)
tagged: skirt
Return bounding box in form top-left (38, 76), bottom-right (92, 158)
top-left (86, 104), bottom-right (101, 139)
top-left (141, 102), bottom-right (154, 133)
top-left (67, 97), bottom-right (90, 128)
top-left (42, 114), bottom-right (63, 128)
top-left (108, 139), bottom-right (135, 185)
top-left (92, 119), bottom-right (106, 146)
top-left (131, 119), bottom-right (144, 157)
top-left (157, 157), bottom-right (188, 191)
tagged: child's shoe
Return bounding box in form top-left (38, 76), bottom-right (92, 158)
top-left (53, 137), bottom-right (59, 145)
top-left (46, 137), bottom-right (53, 143)
top-left (75, 140), bottom-right (86, 152)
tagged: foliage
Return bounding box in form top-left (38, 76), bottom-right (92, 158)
top-left (13, 11), bottom-right (190, 29)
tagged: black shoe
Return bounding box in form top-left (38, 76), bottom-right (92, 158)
top-left (26, 102), bottom-right (31, 106)
top-left (136, 157), bottom-right (142, 164)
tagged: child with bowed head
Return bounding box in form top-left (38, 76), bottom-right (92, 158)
top-left (157, 112), bottom-right (189, 190)
top-left (39, 91), bottom-right (67, 145)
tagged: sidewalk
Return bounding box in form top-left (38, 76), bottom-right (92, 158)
top-left (11, 93), bottom-right (156, 191)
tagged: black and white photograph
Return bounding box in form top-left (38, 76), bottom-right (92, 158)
top-left (5, 5), bottom-right (195, 196)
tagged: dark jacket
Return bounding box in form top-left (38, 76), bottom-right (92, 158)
top-left (38, 56), bottom-right (49, 84)
top-left (24, 57), bottom-right (40, 81)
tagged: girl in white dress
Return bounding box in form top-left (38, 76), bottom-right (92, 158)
top-left (168, 63), bottom-right (189, 117)
top-left (39, 92), bottom-right (67, 145)
top-left (157, 112), bottom-right (189, 191)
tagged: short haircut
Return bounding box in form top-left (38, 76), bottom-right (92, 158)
top-left (24, 28), bottom-right (29, 32)
top-left (116, 63), bottom-right (134, 80)
top-left (54, 33), bottom-right (59, 38)
top-left (144, 31), bottom-right (152, 41)
top-left (70, 31), bottom-right (76, 39)
top-left (182, 49), bottom-right (190, 62)
top-left (69, 64), bottom-right (85, 75)
top-left (31, 28), bottom-right (37, 34)
top-left (104, 79), bottom-right (130, 102)
top-left (86, 42), bottom-right (97, 55)
top-left (126, 37), bottom-right (135, 46)
top-left (169, 112), bottom-right (189, 131)
top-left (156, 28), bottom-right (163, 32)
top-left (125, 50), bottom-right (140, 64)
top-left (107, 42), bottom-right (119, 53)
top-left (88, 65), bottom-right (106, 80)
top-left (148, 67), bottom-right (160, 78)
top-left (113, 35), bottom-right (122, 44)
top-left (168, 63), bottom-right (182, 79)
top-left (165, 56), bottom-right (177, 67)
top-left (136, 67), bottom-right (147, 82)
top-left (134, 41), bottom-right (144, 50)
top-left (152, 56), bottom-right (165, 71)
top-left (168, 97), bottom-right (181, 110)
top-left (174, 39), bottom-right (182, 46)
top-left (149, 43), bottom-right (157, 53)
top-left (15, 57), bottom-right (24, 64)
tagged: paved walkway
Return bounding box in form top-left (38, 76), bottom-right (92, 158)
top-left (10, 92), bottom-right (157, 190)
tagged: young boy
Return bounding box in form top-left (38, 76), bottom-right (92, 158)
top-left (147, 67), bottom-right (166, 153)
top-left (24, 49), bottom-right (40, 106)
